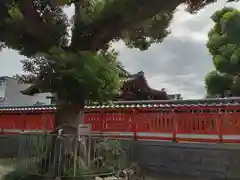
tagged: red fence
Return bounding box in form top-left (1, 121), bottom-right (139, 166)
top-left (0, 112), bottom-right (54, 134)
top-left (0, 105), bottom-right (240, 143)
top-left (84, 105), bottom-right (240, 143)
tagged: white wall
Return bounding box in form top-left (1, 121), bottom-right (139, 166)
top-left (4, 78), bottom-right (51, 106)
top-left (0, 79), bottom-right (7, 98)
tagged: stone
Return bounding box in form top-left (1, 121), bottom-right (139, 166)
top-left (201, 171), bottom-right (227, 179)
top-left (95, 177), bottom-right (104, 180)
top-left (104, 176), bottom-right (118, 180)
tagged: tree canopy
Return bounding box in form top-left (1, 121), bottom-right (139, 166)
top-left (205, 7), bottom-right (240, 97)
top-left (1, 0), bottom-right (225, 105)
top-left (0, 0), bottom-right (238, 106)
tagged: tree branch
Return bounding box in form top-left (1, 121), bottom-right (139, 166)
top-left (70, 0), bottom-right (183, 51)
top-left (18, 0), bottom-right (55, 50)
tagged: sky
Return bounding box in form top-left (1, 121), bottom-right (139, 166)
top-left (0, 0), bottom-right (240, 99)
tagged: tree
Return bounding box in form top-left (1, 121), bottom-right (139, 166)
top-left (205, 71), bottom-right (233, 97)
top-left (0, 0), bottom-right (237, 131)
top-left (2, 0), bottom-right (240, 177)
top-left (206, 7), bottom-right (240, 97)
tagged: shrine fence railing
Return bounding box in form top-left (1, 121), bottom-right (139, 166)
top-left (84, 104), bottom-right (240, 143)
top-left (0, 102), bottom-right (240, 143)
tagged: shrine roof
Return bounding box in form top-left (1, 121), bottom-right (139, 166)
top-left (0, 98), bottom-right (239, 112)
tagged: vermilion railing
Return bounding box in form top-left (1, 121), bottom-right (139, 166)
top-left (0, 105), bottom-right (240, 143)
top-left (84, 105), bottom-right (240, 143)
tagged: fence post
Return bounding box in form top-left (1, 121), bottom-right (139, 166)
top-left (172, 108), bottom-right (177, 142)
top-left (21, 111), bottom-right (25, 133)
top-left (73, 134), bottom-right (79, 178)
top-left (42, 112), bottom-right (47, 133)
top-left (87, 135), bottom-right (92, 167)
top-left (130, 108), bottom-right (137, 164)
top-left (132, 108), bottom-right (137, 140)
top-left (100, 110), bottom-right (104, 134)
top-left (218, 108), bottom-right (223, 143)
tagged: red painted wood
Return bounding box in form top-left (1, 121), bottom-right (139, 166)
top-left (0, 105), bottom-right (239, 143)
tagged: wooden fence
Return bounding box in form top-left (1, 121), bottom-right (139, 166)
top-left (0, 104), bottom-right (240, 143)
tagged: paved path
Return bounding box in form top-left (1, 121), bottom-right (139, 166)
top-left (0, 159), bottom-right (16, 180)
top-left (0, 165), bottom-right (13, 180)
top-left (0, 159), bottom-right (207, 180)
top-left (98, 175), bottom-right (204, 180)
top-left (145, 172), bottom-right (205, 180)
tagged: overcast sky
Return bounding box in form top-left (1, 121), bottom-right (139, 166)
top-left (0, 1), bottom-right (239, 99)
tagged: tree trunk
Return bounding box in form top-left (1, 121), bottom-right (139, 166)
top-left (41, 101), bottom-right (86, 177)
top-left (54, 103), bottom-right (85, 133)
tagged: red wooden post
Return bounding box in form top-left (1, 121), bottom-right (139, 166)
top-left (100, 110), bottom-right (105, 133)
top-left (172, 108), bottom-right (177, 142)
top-left (41, 112), bottom-right (46, 133)
top-left (22, 112), bottom-right (26, 133)
top-left (132, 108), bottom-right (137, 140)
top-left (218, 108), bottom-right (223, 143)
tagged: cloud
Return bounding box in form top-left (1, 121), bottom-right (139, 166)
top-left (113, 0), bottom-right (240, 99)
top-left (0, 48), bottom-right (23, 77)
top-left (112, 35), bottom-right (213, 98)
top-left (0, 1), bottom-right (240, 99)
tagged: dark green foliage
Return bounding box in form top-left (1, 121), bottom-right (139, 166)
top-left (3, 170), bottom-right (43, 180)
top-left (205, 7), bottom-right (240, 97)
top-left (2, 159), bottom-right (43, 180)
top-left (0, 0), bottom-right (238, 104)
top-left (2, 139), bottom-right (123, 180)
top-left (19, 47), bottom-right (120, 103)
top-left (205, 71), bottom-right (233, 97)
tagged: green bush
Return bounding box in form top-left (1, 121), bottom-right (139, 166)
top-left (2, 169), bottom-right (43, 180)
top-left (3, 139), bottom-right (124, 180)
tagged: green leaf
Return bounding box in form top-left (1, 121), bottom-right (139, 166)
top-left (56, 0), bottom-right (72, 5)
top-left (8, 6), bottom-right (23, 21)
top-left (206, 7), bottom-right (240, 97)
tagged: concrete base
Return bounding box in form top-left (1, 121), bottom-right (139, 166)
top-left (132, 140), bottom-right (240, 180)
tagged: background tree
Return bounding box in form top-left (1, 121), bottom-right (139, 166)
top-left (0, 0), bottom-right (237, 131)
top-left (205, 7), bottom-right (240, 98)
